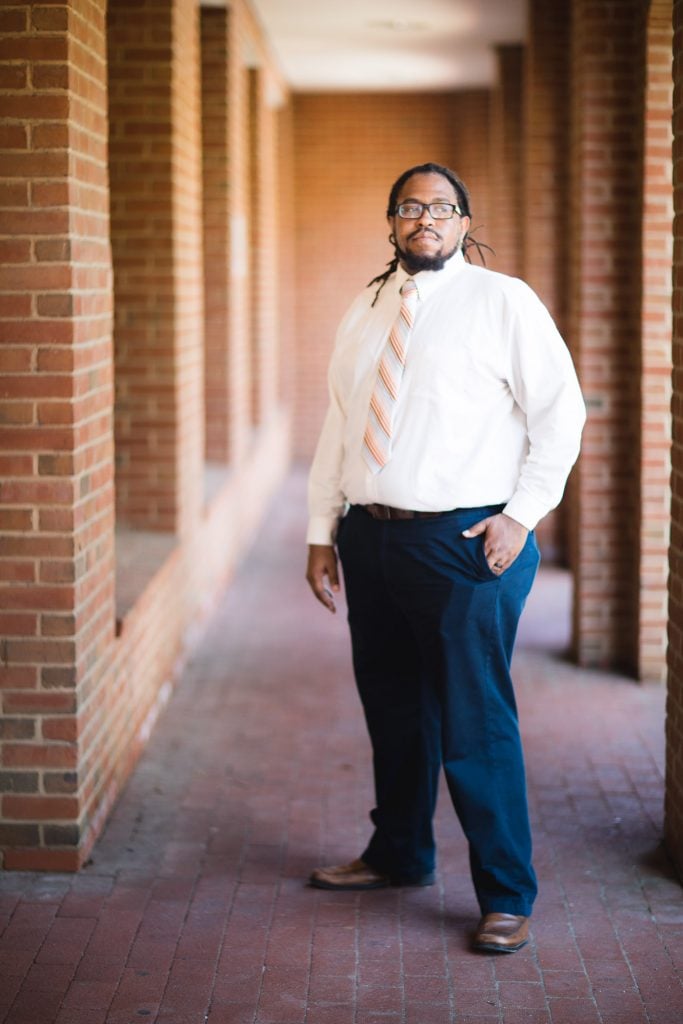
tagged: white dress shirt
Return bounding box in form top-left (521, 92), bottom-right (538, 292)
top-left (307, 250), bottom-right (586, 545)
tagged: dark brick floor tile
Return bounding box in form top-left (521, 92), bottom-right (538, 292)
top-left (403, 973), bottom-right (450, 1002)
top-left (357, 961), bottom-right (401, 986)
top-left (105, 966), bottom-right (167, 1021)
top-left (206, 1001), bottom-right (256, 1024)
top-left (54, 1008), bottom-right (108, 1024)
top-left (303, 1006), bottom-right (355, 1024)
top-left (3, 987), bottom-right (64, 1024)
top-left (502, 1011), bottom-right (551, 1024)
top-left (256, 966), bottom-right (308, 1023)
top-left (580, 956), bottom-right (634, 990)
top-left (85, 908), bottom-right (143, 961)
top-left (73, 955), bottom-right (124, 984)
top-left (157, 958), bottom-right (216, 1016)
top-left (310, 950), bottom-right (357, 976)
top-left (20, 962), bottom-right (73, 993)
top-left (539, 969), bottom-right (590, 997)
top-left (534, 947), bottom-right (583, 972)
top-left (457, 1018), bottom-right (499, 1024)
top-left (598, 1015), bottom-right (649, 1024)
top-left (35, 917), bottom-right (96, 966)
top-left (452, 987), bottom-right (500, 1014)
top-left (356, 984), bottom-right (402, 1013)
top-left (493, 953), bottom-right (542, 982)
top-left (307, 972), bottom-right (355, 1003)
top-left (0, 976), bottom-right (25, 1018)
top-left (497, 980), bottom-right (547, 1010)
top-left (545, 997), bottom-right (601, 1023)
top-left (212, 967), bottom-right (264, 1003)
top-left (59, 977), bottom-right (120, 1011)
top-left (354, 1014), bottom-right (402, 1024)
top-left (0, 903), bottom-right (57, 956)
top-left (175, 913), bottom-right (226, 960)
top-left (126, 937), bottom-right (178, 972)
top-left (592, 989), bottom-right (648, 1017)
top-left (405, 1002), bottom-right (454, 1024)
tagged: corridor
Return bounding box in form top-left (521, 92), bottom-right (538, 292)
top-left (0, 471), bottom-right (680, 1024)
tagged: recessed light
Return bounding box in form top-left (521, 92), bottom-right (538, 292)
top-left (367, 19), bottom-right (431, 32)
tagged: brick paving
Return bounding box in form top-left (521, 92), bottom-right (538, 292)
top-left (1, 469), bottom-right (681, 1024)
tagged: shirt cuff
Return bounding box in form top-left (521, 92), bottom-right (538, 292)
top-left (306, 516), bottom-right (339, 546)
top-left (502, 491), bottom-right (550, 532)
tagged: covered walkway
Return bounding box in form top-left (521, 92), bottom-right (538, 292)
top-left (0, 471), bottom-right (680, 1024)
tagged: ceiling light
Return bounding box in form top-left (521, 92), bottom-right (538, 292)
top-left (367, 19), bottom-right (431, 32)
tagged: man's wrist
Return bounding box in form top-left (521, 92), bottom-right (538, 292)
top-left (306, 515), bottom-right (339, 546)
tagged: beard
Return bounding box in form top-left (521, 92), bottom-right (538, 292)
top-left (394, 231), bottom-right (461, 273)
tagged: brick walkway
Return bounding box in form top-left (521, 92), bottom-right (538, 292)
top-left (1, 471), bottom-right (681, 1024)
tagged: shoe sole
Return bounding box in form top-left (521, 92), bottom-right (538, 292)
top-left (309, 872), bottom-right (435, 892)
top-left (473, 938), bottom-right (529, 954)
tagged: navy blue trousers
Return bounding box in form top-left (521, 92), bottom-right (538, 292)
top-left (336, 503), bottom-right (540, 916)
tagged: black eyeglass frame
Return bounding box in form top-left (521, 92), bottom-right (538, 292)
top-left (392, 202), bottom-right (463, 220)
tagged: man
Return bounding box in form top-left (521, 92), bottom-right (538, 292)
top-left (305, 162), bottom-right (585, 953)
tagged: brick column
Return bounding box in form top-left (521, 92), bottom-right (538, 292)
top-left (569, 0), bottom-right (648, 671)
top-left (667, 0), bottom-right (683, 872)
top-left (201, 7), bottom-right (231, 463)
top-left (0, 0), bottom-right (114, 869)
top-left (523, 0), bottom-right (572, 565)
top-left (108, 0), bottom-right (204, 535)
top-left (489, 45), bottom-right (524, 277)
top-left (249, 66), bottom-right (281, 428)
top-left (640, 0), bottom-right (673, 682)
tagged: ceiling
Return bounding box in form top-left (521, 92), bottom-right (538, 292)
top-left (248, 0), bottom-right (528, 92)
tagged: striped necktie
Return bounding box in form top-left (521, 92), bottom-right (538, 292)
top-left (362, 278), bottom-right (419, 473)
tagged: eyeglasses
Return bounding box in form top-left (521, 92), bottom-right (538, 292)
top-left (394, 202), bottom-right (462, 220)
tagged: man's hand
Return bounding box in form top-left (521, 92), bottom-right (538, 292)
top-left (462, 513), bottom-right (528, 575)
top-left (306, 544), bottom-right (340, 613)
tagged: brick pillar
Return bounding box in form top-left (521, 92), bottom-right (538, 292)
top-left (640, 0), bottom-right (673, 683)
top-left (667, 0), bottom-right (683, 872)
top-left (248, 66), bottom-right (281, 428)
top-left (0, 0), bottom-right (115, 869)
top-left (489, 45), bottom-right (524, 277)
top-left (108, 0), bottom-right (204, 535)
top-left (201, 7), bottom-right (231, 463)
top-left (277, 103), bottom-right (296, 410)
top-left (570, 0), bottom-right (648, 671)
top-left (222, 2), bottom-right (251, 464)
top-left (523, 0), bottom-right (572, 565)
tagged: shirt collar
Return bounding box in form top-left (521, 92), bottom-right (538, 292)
top-left (395, 248), bottom-right (466, 303)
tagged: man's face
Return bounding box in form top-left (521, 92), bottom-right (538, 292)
top-left (389, 172), bottom-right (471, 273)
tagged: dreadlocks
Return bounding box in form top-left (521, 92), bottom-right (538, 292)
top-left (367, 162), bottom-right (493, 307)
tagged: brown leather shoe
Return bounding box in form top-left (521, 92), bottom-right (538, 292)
top-left (473, 913), bottom-right (530, 953)
top-left (309, 857), bottom-right (435, 891)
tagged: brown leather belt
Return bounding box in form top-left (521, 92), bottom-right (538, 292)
top-left (360, 503), bottom-right (447, 521)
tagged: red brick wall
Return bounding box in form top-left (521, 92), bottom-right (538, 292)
top-left (0, 0), bottom-right (114, 869)
top-left (522, 0), bottom-right (572, 566)
top-left (0, 0), bottom-right (294, 870)
top-left (201, 7), bottom-right (231, 463)
top-left (108, 0), bottom-right (204, 536)
top-left (488, 45), bottom-right (524, 278)
top-left (569, 0), bottom-right (648, 671)
top-left (640, 0), bottom-right (673, 683)
top-left (667, 0), bottom-right (683, 871)
top-left (292, 90), bottom-right (491, 459)
top-left (248, 67), bottom-right (281, 428)
top-left (523, 0), bottom-right (571, 340)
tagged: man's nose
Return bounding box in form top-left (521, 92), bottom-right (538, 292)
top-left (417, 205), bottom-right (435, 224)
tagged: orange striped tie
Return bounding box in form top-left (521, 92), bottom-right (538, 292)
top-left (362, 278), bottom-right (419, 473)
